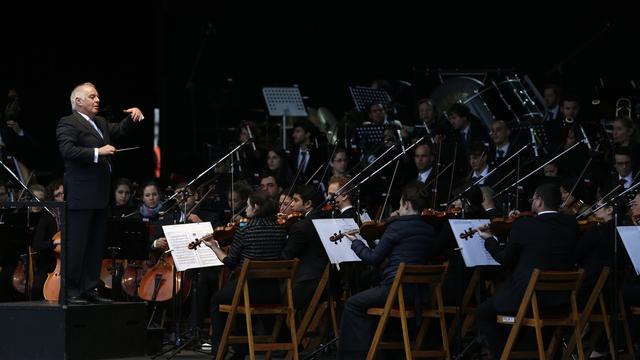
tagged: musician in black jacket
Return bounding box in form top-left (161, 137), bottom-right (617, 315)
top-left (281, 184), bottom-right (327, 309)
top-left (474, 183), bottom-right (579, 359)
top-left (337, 181), bottom-right (435, 359)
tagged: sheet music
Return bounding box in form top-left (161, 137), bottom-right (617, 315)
top-left (448, 219), bottom-right (500, 267)
top-left (312, 218), bottom-right (367, 265)
top-left (617, 226), bottom-right (640, 275)
top-left (162, 222), bottom-right (224, 271)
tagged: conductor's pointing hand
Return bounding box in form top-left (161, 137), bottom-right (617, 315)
top-left (124, 107), bottom-right (144, 122)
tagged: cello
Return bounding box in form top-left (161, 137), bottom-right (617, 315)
top-left (42, 231), bottom-right (61, 301)
top-left (137, 252), bottom-right (190, 302)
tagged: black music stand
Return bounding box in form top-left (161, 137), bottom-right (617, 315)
top-left (262, 87), bottom-right (308, 149)
top-left (354, 125), bottom-right (386, 158)
top-left (104, 218), bottom-right (149, 300)
top-left (348, 86), bottom-right (391, 112)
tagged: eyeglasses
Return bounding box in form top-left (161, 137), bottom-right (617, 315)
top-left (615, 161), bottom-right (632, 166)
top-left (54, 192), bottom-right (64, 197)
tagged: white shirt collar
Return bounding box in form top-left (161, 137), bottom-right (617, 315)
top-left (537, 210), bottom-right (558, 215)
top-left (417, 167), bottom-right (433, 183)
top-left (340, 205), bottom-right (353, 214)
top-left (619, 173), bottom-right (633, 187)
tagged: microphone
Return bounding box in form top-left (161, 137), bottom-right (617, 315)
top-left (529, 128), bottom-right (539, 157)
top-left (396, 128), bottom-right (407, 157)
top-left (578, 124), bottom-right (592, 151)
top-left (246, 125), bottom-right (257, 151)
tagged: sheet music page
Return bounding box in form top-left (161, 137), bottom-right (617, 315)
top-left (312, 218), bottom-right (367, 265)
top-left (617, 226), bottom-right (640, 275)
top-left (162, 222), bottom-right (224, 271)
top-left (448, 219), bottom-right (500, 267)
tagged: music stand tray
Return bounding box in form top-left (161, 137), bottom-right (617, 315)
top-left (262, 87), bottom-right (308, 149)
top-left (349, 86), bottom-right (391, 112)
top-left (105, 218), bottom-right (149, 260)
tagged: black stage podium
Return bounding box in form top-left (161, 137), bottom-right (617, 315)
top-left (0, 301), bottom-right (146, 360)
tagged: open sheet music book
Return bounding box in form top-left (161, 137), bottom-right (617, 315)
top-left (312, 218), bottom-right (368, 265)
top-left (448, 219), bottom-right (500, 267)
top-left (162, 222), bottom-right (224, 272)
top-left (617, 226), bottom-right (640, 275)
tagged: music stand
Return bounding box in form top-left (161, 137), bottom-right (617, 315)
top-left (104, 218), bottom-right (149, 300)
top-left (262, 87), bottom-right (308, 149)
top-left (348, 86), bottom-right (392, 112)
top-left (354, 125), bottom-right (386, 157)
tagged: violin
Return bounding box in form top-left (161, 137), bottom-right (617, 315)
top-left (187, 233), bottom-right (214, 250)
top-left (204, 217), bottom-right (251, 247)
top-left (560, 199), bottom-right (587, 216)
top-left (43, 231), bottom-right (61, 301)
top-left (359, 220), bottom-right (387, 242)
top-left (420, 207), bottom-right (462, 224)
top-left (137, 253), bottom-right (190, 302)
top-left (458, 211), bottom-right (536, 240)
top-left (329, 229), bottom-right (359, 244)
top-left (277, 211), bottom-right (304, 230)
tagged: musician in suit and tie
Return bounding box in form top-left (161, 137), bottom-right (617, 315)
top-left (327, 175), bottom-right (359, 223)
top-left (488, 120), bottom-right (512, 167)
top-left (447, 103), bottom-right (490, 151)
top-left (474, 183), bottom-right (579, 358)
top-left (543, 84), bottom-right (563, 122)
top-left (56, 82), bottom-right (143, 304)
top-left (412, 142), bottom-right (449, 208)
top-left (291, 120), bottom-right (325, 182)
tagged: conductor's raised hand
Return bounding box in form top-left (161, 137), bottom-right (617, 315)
top-left (124, 107), bottom-right (144, 122)
top-left (98, 144), bottom-right (116, 156)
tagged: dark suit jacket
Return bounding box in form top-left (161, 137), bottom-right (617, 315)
top-left (484, 212), bottom-right (579, 311)
top-left (338, 206), bottom-right (360, 224)
top-left (56, 112), bottom-right (133, 210)
top-left (281, 217), bottom-right (328, 282)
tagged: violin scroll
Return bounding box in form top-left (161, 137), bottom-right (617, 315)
top-left (330, 229), bottom-right (359, 244)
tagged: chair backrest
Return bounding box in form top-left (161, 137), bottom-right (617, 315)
top-left (245, 259), bottom-right (299, 280)
top-left (534, 270), bottom-right (584, 292)
top-left (398, 263), bottom-right (448, 286)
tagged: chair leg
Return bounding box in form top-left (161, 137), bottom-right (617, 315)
top-left (265, 315), bottom-right (285, 360)
top-left (500, 322), bottom-right (523, 360)
top-left (598, 295), bottom-right (616, 360)
top-left (397, 290), bottom-right (412, 360)
top-left (436, 288), bottom-right (451, 360)
top-left (329, 297), bottom-right (339, 337)
top-left (618, 294), bottom-right (636, 359)
top-left (289, 308), bottom-right (299, 360)
top-left (531, 297), bottom-right (547, 360)
top-left (243, 285), bottom-right (256, 360)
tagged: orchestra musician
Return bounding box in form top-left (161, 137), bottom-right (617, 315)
top-left (56, 82), bottom-right (143, 304)
top-left (337, 181), bottom-right (435, 359)
top-left (474, 183), bottom-right (579, 359)
top-left (281, 184), bottom-right (327, 309)
top-left (202, 189), bottom-right (286, 357)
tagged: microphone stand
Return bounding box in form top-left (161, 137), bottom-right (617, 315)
top-left (493, 140), bottom-right (586, 199)
top-left (311, 143), bottom-right (401, 214)
top-left (339, 136), bottom-right (426, 200)
top-left (446, 144), bottom-right (531, 207)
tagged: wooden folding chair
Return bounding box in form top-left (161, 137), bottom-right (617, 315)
top-left (444, 267), bottom-right (481, 342)
top-left (216, 259), bottom-right (299, 360)
top-left (366, 263), bottom-right (450, 360)
top-left (285, 263), bottom-right (338, 360)
top-left (497, 268), bottom-right (585, 360)
top-left (561, 267), bottom-right (614, 360)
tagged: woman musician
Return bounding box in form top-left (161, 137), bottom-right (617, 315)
top-left (202, 189), bottom-right (286, 357)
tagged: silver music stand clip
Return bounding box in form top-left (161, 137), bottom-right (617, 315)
top-left (262, 87), bottom-right (308, 149)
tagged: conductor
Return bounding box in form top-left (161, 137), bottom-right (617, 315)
top-left (56, 82), bottom-right (144, 304)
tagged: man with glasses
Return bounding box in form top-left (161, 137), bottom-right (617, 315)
top-left (473, 183), bottom-right (579, 359)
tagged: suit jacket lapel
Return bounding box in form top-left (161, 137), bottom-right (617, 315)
top-left (73, 112), bottom-right (104, 142)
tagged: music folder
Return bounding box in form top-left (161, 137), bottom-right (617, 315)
top-left (162, 222), bottom-right (224, 272)
top-left (448, 219), bottom-right (500, 267)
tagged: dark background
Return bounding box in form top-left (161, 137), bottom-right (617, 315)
top-left (1, 4), bottom-right (638, 184)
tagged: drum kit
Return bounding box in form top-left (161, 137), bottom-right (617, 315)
top-left (430, 73), bottom-right (547, 128)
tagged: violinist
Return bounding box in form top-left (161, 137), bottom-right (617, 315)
top-left (258, 175), bottom-right (281, 200)
top-left (202, 190), bottom-right (286, 357)
top-left (227, 181), bottom-right (251, 222)
top-left (574, 200), bottom-right (616, 302)
top-left (474, 183), bottom-right (579, 358)
top-left (281, 184), bottom-right (327, 309)
top-left (337, 181), bottom-right (435, 359)
top-left (327, 176), bottom-right (359, 223)
top-left (559, 178), bottom-right (590, 215)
